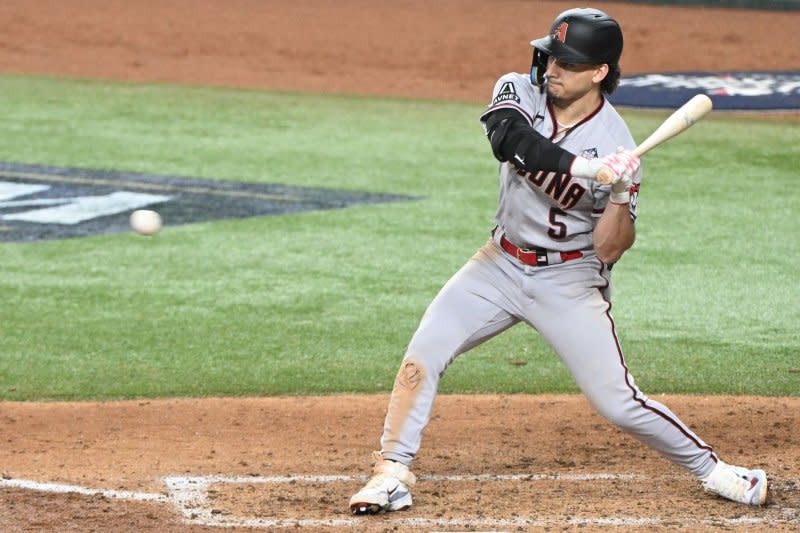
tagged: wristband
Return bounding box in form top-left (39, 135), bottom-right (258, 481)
top-left (610, 191), bottom-right (630, 204)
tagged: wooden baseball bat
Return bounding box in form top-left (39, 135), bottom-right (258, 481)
top-left (597, 94), bottom-right (713, 184)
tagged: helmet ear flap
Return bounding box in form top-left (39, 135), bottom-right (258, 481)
top-left (530, 48), bottom-right (549, 86)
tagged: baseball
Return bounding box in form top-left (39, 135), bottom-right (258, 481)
top-left (129, 209), bottom-right (162, 236)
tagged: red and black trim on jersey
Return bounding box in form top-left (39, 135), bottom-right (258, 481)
top-left (482, 101), bottom-right (536, 125)
top-left (514, 168), bottom-right (587, 210)
top-left (627, 182), bottom-right (640, 221)
top-left (546, 98), bottom-right (605, 143)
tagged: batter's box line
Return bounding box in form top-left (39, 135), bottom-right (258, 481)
top-left (161, 473), bottom-right (642, 527)
top-left (162, 473), bottom-right (798, 529)
top-left (0, 477), bottom-right (169, 503)
top-left (3, 474), bottom-right (798, 529)
top-left (164, 472), bottom-right (641, 485)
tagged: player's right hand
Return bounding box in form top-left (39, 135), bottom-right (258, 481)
top-left (599, 148), bottom-right (640, 184)
top-left (570, 150), bottom-right (638, 185)
top-left (571, 155), bottom-right (604, 180)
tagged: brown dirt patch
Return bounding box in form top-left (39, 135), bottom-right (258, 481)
top-left (1, 1), bottom-right (798, 531)
top-left (1, 396), bottom-right (798, 531)
top-left (2, 1), bottom-right (799, 103)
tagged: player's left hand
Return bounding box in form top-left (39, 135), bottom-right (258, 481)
top-left (610, 173), bottom-right (632, 204)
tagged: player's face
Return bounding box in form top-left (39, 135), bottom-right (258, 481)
top-left (545, 57), bottom-right (606, 104)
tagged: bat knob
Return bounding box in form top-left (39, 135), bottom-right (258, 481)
top-left (596, 166), bottom-right (614, 185)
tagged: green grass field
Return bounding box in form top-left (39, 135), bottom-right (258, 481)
top-left (0, 75), bottom-right (797, 400)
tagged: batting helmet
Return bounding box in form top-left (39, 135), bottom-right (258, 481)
top-left (530, 8), bottom-right (623, 87)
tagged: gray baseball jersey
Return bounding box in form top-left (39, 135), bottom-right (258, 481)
top-left (485, 72), bottom-right (641, 252)
top-left (376, 73), bottom-right (717, 481)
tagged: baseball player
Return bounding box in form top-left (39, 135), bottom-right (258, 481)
top-left (350, 7), bottom-right (768, 514)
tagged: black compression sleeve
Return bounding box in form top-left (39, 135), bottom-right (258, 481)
top-left (483, 108), bottom-right (576, 174)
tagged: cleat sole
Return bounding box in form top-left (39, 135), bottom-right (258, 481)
top-left (350, 502), bottom-right (383, 515)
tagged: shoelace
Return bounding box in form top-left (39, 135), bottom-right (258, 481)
top-left (364, 474), bottom-right (394, 489)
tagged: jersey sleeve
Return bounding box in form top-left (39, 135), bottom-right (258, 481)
top-left (479, 73), bottom-right (576, 175)
top-left (627, 169), bottom-right (641, 221)
top-left (480, 73), bottom-right (540, 126)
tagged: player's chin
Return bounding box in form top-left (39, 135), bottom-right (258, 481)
top-left (546, 87), bottom-right (566, 103)
top-left (546, 83), bottom-right (564, 98)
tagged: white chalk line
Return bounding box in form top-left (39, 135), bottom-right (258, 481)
top-left (163, 472), bottom-right (640, 485)
top-left (0, 477), bottom-right (168, 503)
top-left (2, 474), bottom-right (798, 529)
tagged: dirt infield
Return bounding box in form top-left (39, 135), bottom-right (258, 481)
top-left (0, 1), bottom-right (798, 531)
top-left (3, 0), bottom-right (800, 103)
top-left (1, 395), bottom-right (798, 531)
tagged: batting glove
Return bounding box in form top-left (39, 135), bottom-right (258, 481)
top-left (599, 147), bottom-right (640, 184)
top-left (571, 148), bottom-right (640, 185)
top-left (606, 147), bottom-right (638, 204)
top-left (610, 173), bottom-right (633, 204)
top-left (570, 156), bottom-right (606, 180)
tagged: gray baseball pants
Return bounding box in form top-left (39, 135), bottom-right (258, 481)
top-left (379, 237), bottom-right (717, 478)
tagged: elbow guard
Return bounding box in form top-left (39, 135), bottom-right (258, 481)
top-left (483, 108), bottom-right (519, 162)
top-left (483, 108), bottom-right (574, 174)
top-left (484, 111), bottom-right (515, 162)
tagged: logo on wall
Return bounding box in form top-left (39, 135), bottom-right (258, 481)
top-left (610, 71), bottom-right (800, 110)
top-left (0, 162), bottom-right (415, 242)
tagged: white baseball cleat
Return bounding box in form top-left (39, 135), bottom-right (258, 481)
top-left (349, 452), bottom-right (416, 515)
top-left (700, 460), bottom-right (768, 506)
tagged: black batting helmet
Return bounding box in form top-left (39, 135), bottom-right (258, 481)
top-left (530, 8), bottom-right (623, 88)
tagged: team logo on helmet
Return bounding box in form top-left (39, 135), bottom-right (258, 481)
top-left (552, 22), bottom-right (568, 43)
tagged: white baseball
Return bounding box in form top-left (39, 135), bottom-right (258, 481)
top-left (129, 209), bottom-right (162, 236)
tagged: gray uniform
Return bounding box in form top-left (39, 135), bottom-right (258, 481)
top-left (378, 73), bottom-right (717, 479)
